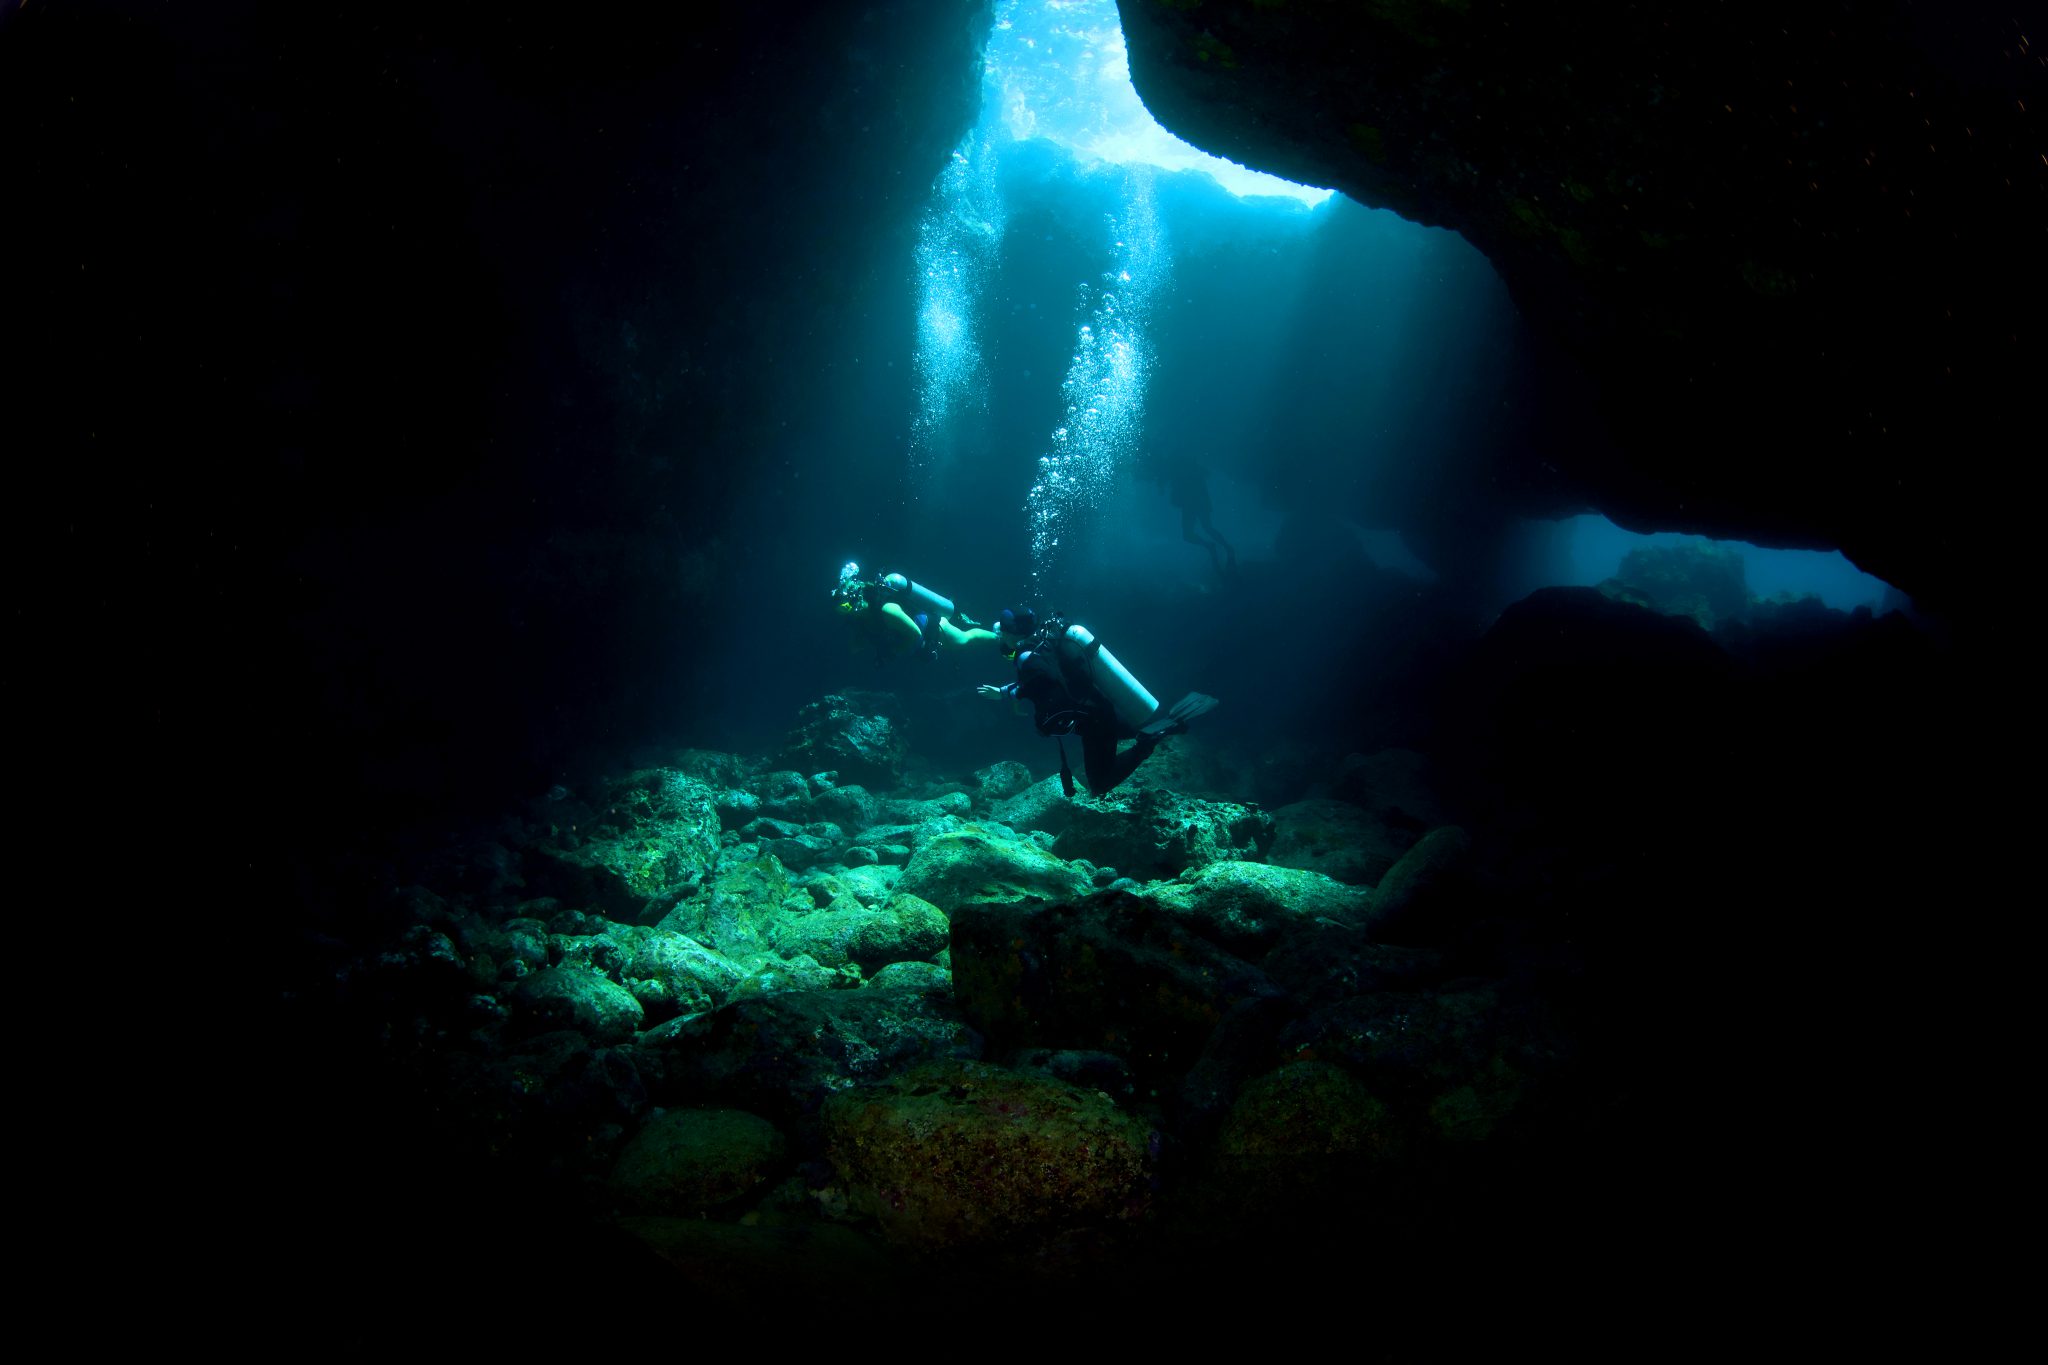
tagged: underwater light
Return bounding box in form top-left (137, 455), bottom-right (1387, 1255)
top-left (986, 0), bottom-right (1334, 208)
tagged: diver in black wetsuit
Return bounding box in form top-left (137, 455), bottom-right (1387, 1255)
top-left (1142, 453), bottom-right (1236, 577)
top-left (977, 607), bottom-right (1216, 797)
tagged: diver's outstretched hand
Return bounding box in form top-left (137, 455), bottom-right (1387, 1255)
top-left (976, 684), bottom-right (1004, 697)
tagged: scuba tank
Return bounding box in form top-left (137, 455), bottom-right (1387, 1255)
top-left (881, 573), bottom-right (955, 619)
top-left (1057, 624), bottom-right (1160, 731)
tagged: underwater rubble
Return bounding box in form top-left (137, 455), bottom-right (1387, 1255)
top-left (321, 689), bottom-right (1595, 1315)
top-left (291, 583), bottom-right (1966, 1333)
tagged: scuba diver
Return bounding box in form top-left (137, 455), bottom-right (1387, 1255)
top-left (1142, 452), bottom-right (1236, 578)
top-left (977, 606), bottom-right (1218, 797)
top-left (831, 562), bottom-right (1000, 659)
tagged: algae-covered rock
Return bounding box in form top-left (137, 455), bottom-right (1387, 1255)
top-left (756, 832), bottom-right (836, 870)
top-left (973, 760), bottom-right (1036, 806)
top-left (809, 783), bottom-right (880, 833)
top-left (658, 854), bottom-right (810, 960)
top-left (836, 864), bottom-right (903, 906)
top-left (672, 749), bottom-right (753, 788)
top-left (1278, 986), bottom-right (1503, 1100)
top-left (866, 960), bottom-right (952, 993)
top-left (634, 988), bottom-right (983, 1121)
top-left (821, 1059), bottom-right (1156, 1253)
top-left (883, 790), bottom-right (973, 825)
top-left (772, 892), bottom-right (948, 973)
top-left (1194, 1061), bottom-right (1404, 1221)
top-left (987, 775), bottom-right (1074, 839)
top-left (510, 964), bottom-right (645, 1043)
top-left (608, 1107), bottom-right (787, 1215)
top-left (1049, 782), bottom-right (1274, 882)
top-left (950, 891), bottom-right (1280, 1089)
top-left (1267, 798), bottom-right (1414, 887)
top-left (1215, 1060), bottom-right (1400, 1164)
top-left (892, 826), bottom-right (1089, 913)
top-left (523, 768), bottom-right (723, 918)
top-left (617, 926), bottom-right (745, 1013)
top-left (1149, 860), bottom-right (1372, 957)
top-left (748, 770), bottom-right (812, 819)
top-left (780, 693), bottom-right (907, 789)
top-left (733, 953), bottom-right (858, 997)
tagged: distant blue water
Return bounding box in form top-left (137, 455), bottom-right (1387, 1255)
top-left (1553, 514), bottom-right (1895, 612)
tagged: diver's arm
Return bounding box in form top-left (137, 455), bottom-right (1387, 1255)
top-left (978, 682), bottom-right (1030, 718)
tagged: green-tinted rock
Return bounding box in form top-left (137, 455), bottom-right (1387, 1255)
top-left (510, 964), bottom-right (645, 1043)
top-left (988, 775), bottom-right (1074, 838)
top-left (866, 960), bottom-right (952, 993)
top-left (822, 1060), bottom-right (1156, 1252)
top-left (635, 987), bottom-right (983, 1121)
top-left (1267, 798), bottom-right (1413, 887)
top-left (1149, 860), bottom-right (1371, 956)
top-left (1196, 1061), bottom-right (1404, 1221)
top-left (772, 891), bottom-right (948, 973)
top-left (608, 1107), bottom-right (787, 1214)
top-left (950, 892), bottom-right (1280, 1089)
top-left (617, 926), bottom-right (744, 1010)
top-left (973, 760), bottom-right (1036, 806)
top-left (893, 826), bottom-right (1089, 913)
top-left (659, 854), bottom-right (809, 959)
top-left (779, 694), bottom-right (907, 789)
top-left (1049, 782), bottom-right (1274, 881)
top-left (1216, 1061), bottom-right (1400, 1162)
top-left (525, 769), bottom-right (722, 918)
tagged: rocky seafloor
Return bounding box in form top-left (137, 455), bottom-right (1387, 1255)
top-left (295, 693), bottom-right (1575, 1311)
top-left (274, 564), bottom-right (1965, 1337)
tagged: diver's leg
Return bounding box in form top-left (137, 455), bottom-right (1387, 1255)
top-left (1084, 725), bottom-right (1159, 795)
top-left (1198, 516), bottom-right (1236, 570)
top-left (937, 618), bottom-right (1000, 647)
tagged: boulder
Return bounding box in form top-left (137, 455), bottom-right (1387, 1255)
top-left (1148, 860), bottom-right (1372, 958)
top-left (821, 1059), bottom-right (1156, 1253)
top-left (779, 694), bottom-right (907, 790)
top-left (893, 826), bottom-right (1089, 913)
top-left (972, 760), bottom-right (1037, 806)
top-left (1267, 798), bottom-right (1414, 887)
top-left (772, 893), bottom-right (948, 973)
top-left (950, 892), bottom-right (1281, 1090)
top-left (522, 768), bottom-right (722, 918)
top-left (1049, 783), bottom-right (1274, 882)
top-left (510, 964), bottom-right (645, 1044)
top-left (866, 960), bottom-right (953, 994)
top-left (635, 988), bottom-right (983, 1121)
top-left (608, 1108), bottom-right (787, 1215)
top-left (617, 926), bottom-right (746, 1014)
top-left (1365, 827), bottom-right (1474, 942)
top-left (810, 783), bottom-right (881, 834)
top-left (657, 854), bottom-right (810, 961)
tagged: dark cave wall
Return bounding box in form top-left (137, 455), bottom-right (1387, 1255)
top-left (1117, 0), bottom-right (2044, 617)
top-left (8, 1), bottom-right (993, 834)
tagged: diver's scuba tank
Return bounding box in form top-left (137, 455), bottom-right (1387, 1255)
top-left (881, 572), bottom-right (955, 619)
top-left (1057, 623), bottom-right (1160, 731)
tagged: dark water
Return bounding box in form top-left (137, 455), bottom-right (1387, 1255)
top-left (5, 0), bottom-right (1991, 1346)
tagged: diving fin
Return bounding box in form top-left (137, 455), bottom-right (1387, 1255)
top-left (1140, 692), bottom-right (1219, 737)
